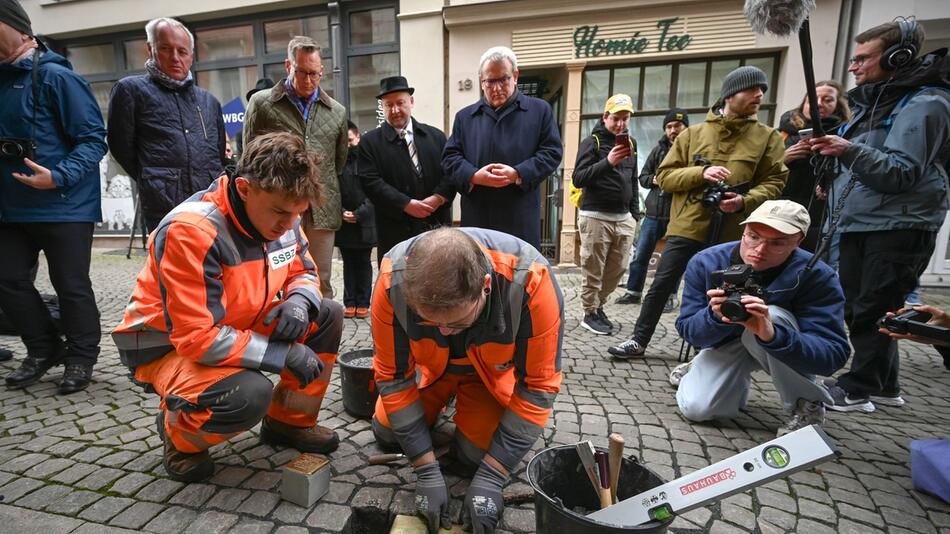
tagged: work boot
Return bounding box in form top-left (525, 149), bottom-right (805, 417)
top-left (5, 344), bottom-right (66, 389)
top-left (157, 411), bottom-right (215, 482)
top-left (259, 415), bottom-right (340, 453)
top-left (59, 363), bottom-right (94, 394)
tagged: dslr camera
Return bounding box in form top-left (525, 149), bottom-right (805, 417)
top-left (702, 180), bottom-right (752, 208)
top-left (710, 264), bottom-right (767, 322)
top-left (0, 138), bottom-right (36, 161)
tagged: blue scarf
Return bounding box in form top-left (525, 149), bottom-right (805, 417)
top-left (284, 77), bottom-right (319, 122)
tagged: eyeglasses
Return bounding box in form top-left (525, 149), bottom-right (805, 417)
top-left (742, 232), bottom-right (796, 250)
top-left (848, 52), bottom-right (880, 68)
top-left (480, 75), bottom-right (512, 89)
top-left (416, 293), bottom-right (485, 330)
top-left (293, 67), bottom-right (323, 80)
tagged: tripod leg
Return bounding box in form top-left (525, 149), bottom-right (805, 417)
top-left (127, 194), bottom-right (140, 259)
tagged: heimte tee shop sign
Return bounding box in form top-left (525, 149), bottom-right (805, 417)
top-left (573, 17), bottom-right (692, 59)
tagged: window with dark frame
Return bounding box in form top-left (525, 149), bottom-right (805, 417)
top-left (579, 54), bottom-right (781, 172)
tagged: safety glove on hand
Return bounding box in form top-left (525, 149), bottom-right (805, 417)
top-left (414, 461), bottom-right (450, 534)
top-left (284, 343), bottom-right (323, 387)
top-left (462, 460), bottom-right (508, 533)
top-left (264, 294), bottom-right (312, 341)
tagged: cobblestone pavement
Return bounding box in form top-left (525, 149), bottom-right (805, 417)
top-left (0, 250), bottom-right (948, 533)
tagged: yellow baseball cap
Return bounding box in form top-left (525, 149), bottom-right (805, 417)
top-left (604, 94), bottom-right (635, 115)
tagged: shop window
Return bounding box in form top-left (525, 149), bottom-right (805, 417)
top-left (642, 64), bottom-right (672, 110)
top-left (581, 54), bottom-right (780, 170)
top-left (265, 16), bottom-right (330, 54)
top-left (349, 8), bottom-right (397, 46)
top-left (581, 69), bottom-right (609, 114)
top-left (613, 67), bottom-right (640, 107)
top-left (196, 25), bottom-right (255, 62)
top-left (123, 39), bottom-right (147, 70)
top-left (676, 62), bottom-right (705, 108)
top-left (196, 66), bottom-right (258, 107)
top-left (348, 52), bottom-right (399, 132)
top-left (68, 43), bottom-right (114, 75)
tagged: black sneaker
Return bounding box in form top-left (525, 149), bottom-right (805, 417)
top-left (596, 308), bottom-right (614, 331)
top-left (825, 385), bottom-right (875, 413)
top-left (581, 313), bottom-right (611, 335)
top-left (607, 339), bottom-right (646, 359)
top-left (615, 292), bottom-right (641, 305)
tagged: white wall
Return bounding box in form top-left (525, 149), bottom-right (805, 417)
top-left (398, 0), bottom-right (445, 129)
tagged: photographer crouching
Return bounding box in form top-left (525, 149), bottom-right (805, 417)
top-left (672, 200), bottom-right (849, 437)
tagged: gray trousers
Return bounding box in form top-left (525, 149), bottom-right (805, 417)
top-left (676, 306), bottom-right (833, 421)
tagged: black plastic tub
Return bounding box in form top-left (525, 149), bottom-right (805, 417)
top-left (338, 349), bottom-right (377, 419)
top-left (527, 444), bottom-right (673, 533)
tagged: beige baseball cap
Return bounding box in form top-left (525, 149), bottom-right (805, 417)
top-left (740, 200), bottom-right (810, 235)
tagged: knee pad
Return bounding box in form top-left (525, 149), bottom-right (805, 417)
top-left (200, 371), bottom-right (274, 434)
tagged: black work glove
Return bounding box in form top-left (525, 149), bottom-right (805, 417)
top-left (462, 460), bottom-right (508, 534)
top-left (414, 461), bottom-right (450, 534)
top-left (264, 294), bottom-right (312, 341)
top-left (284, 343), bottom-right (323, 387)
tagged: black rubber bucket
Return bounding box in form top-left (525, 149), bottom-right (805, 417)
top-left (338, 349), bottom-right (377, 419)
top-left (527, 444), bottom-right (673, 533)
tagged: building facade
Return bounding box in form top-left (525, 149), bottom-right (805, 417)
top-left (23, 0), bottom-right (950, 279)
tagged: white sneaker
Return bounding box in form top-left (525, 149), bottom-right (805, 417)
top-left (669, 361), bottom-right (692, 387)
top-left (869, 394), bottom-right (905, 407)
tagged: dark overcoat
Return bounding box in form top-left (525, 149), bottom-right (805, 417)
top-left (335, 149), bottom-right (376, 249)
top-left (358, 118), bottom-right (455, 256)
top-left (441, 91), bottom-right (563, 249)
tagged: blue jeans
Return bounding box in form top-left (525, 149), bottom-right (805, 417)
top-left (626, 216), bottom-right (681, 297)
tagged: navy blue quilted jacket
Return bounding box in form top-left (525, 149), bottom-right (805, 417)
top-left (107, 74), bottom-right (226, 222)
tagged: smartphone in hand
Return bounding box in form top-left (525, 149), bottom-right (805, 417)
top-left (615, 132), bottom-right (630, 147)
top-left (798, 128), bottom-right (813, 140)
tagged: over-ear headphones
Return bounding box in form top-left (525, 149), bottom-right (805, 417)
top-left (881, 18), bottom-right (919, 71)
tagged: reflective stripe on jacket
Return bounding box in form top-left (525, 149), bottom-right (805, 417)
top-left (112, 176), bottom-right (322, 372)
top-left (372, 227), bottom-right (564, 470)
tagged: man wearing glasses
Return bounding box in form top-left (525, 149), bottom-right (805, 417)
top-left (370, 227), bottom-right (563, 533)
top-left (808, 20), bottom-right (949, 413)
top-left (442, 46), bottom-right (563, 250)
top-left (244, 35), bottom-right (348, 300)
top-left (671, 200), bottom-right (849, 438)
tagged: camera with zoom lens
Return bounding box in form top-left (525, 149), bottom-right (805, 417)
top-left (702, 180), bottom-right (752, 209)
top-left (710, 264), bottom-right (767, 322)
top-left (0, 138), bottom-right (36, 161)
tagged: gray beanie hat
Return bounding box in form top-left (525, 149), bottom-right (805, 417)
top-left (0, 0), bottom-right (32, 36)
top-left (720, 66), bottom-right (768, 100)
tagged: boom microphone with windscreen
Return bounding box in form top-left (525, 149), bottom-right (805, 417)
top-left (744, 0), bottom-right (815, 37)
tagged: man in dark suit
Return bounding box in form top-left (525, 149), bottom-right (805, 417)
top-left (358, 76), bottom-right (456, 262)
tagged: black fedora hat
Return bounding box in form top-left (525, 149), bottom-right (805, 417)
top-left (246, 78), bottom-right (275, 102)
top-left (376, 76), bottom-right (414, 99)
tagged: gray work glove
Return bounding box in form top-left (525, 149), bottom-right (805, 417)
top-left (414, 461), bottom-right (450, 534)
top-left (264, 294), bottom-right (311, 341)
top-left (284, 343), bottom-right (323, 387)
top-left (462, 460), bottom-right (508, 534)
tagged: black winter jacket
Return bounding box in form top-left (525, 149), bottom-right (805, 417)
top-left (336, 149), bottom-right (376, 249)
top-left (571, 121), bottom-right (639, 218)
top-left (107, 75), bottom-right (227, 223)
top-left (639, 136), bottom-right (673, 220)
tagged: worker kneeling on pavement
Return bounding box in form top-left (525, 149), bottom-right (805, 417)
top-left (371, 227), bottom-right (563, 533)
top-left (671, 200), bottom-right (849, 437)
top-left (112, 132), bottom-right (344, 482)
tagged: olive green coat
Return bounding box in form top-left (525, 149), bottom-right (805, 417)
top-left (243, 82), bottom-right (348, 230)
top-left (656, 109), bottom-right (788, 243)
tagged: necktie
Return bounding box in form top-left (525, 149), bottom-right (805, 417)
top-left (399, 129), bottom-right (422, 174)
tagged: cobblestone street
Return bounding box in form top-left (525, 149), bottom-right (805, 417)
top-left (0, 249), bottom-right (948, 533)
